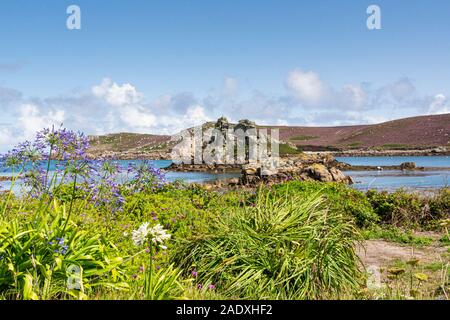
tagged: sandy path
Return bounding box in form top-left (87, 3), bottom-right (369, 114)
top-left (357, 240), bottom-right (447, 267)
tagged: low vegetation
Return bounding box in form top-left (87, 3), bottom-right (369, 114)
top-left (279, 143), bottom-right (301, 155)
top-left (0, 127), bottom-right (448, 300)
top-left (289, 135), bottom-right (319, 141)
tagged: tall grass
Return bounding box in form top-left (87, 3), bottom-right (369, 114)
top-left (0, 200), bottom-right (128, 300)
top-left (173, 189), bottom-right (363, 299)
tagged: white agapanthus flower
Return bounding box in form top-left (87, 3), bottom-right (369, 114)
top-left (131, 222), bottom-right (171, 248)
top-left (149, 224), bottom-right (171, 245)
top-left (132, 222), bottom-right (150, 247)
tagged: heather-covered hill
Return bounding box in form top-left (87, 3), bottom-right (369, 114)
top-left (272, 114), bottom-right (450, 151)
top-left (87, 114), bottom-right (450, 157)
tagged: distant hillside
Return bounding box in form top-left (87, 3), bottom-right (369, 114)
top-left (88, 132), bottom-right (172, 159)
top-left (87, 114), bottom-right (450, 158)
top-left (270, 114), bottom-right (450, 151)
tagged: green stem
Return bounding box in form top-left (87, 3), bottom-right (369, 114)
top-left (44, 145), bottom-right (53, 188)
top-left (146, 242), bottom-right (154, 300)
top-left (61, 174), bottom-right (77, 234)
top-left (1, 165), bottom-right (24, 217)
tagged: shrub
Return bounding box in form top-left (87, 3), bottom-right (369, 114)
top-left (172, 190), bottom-right (363, 299)
top-left (270, 181), bottom-right (378, 227)
top-left (366, 188), bottom-right (450, 228)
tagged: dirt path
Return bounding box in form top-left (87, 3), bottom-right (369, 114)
top-left (357, 240), bottom-right (447, 267)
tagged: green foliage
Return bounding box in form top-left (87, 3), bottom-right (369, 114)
top-left (142, 264), bottom-right (184, 300)
top-left (269, 181), bottom-right (378, 227)
top-left (279, 143), bottom-right (301, 155)
top-left (362, 226), bottom-right (434, 246)
top-left (346, 142), bottom-right (362, 148)
top-left (289, 135), bottom-right (319, 141)
top-left (0, 201), bottom-right (127, 300)
top-left (366, 189), bottom-right (449, 228)
top-left (378, 144), bottom-right (413, 150)
top-left (1, 159), bottom-right (448, 300)
top-left (172, 190), bottom-right (363, 299)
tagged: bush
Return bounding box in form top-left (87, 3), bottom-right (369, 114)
top-left (366, 188), bottom-right (450, 228)
top-left (269, 181), bottom-right (378, 227)
top-left (172, 190), bottom-right (363, 299)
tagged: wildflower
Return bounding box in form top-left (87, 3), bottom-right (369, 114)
top-left (131, 222), bottom-right (171, 250)
top-left (60, 245), bottom-right (68, 255)
top-left (49, 237), bottom-right (69, 255)
top-left (197, 284), bottom-right (203, 290)
top-left (191, 270), bottom-right (198, 278)
top-left (126, 160), bottom-right (166, 192)
top-left (208, 284), bottom-right (216, 290)
top-left (148, 224), bottom-right (171, 246)
top-left (132, 222), bottom-right (150, 247)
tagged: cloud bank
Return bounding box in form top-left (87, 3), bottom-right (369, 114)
top-left (0, 69), bottom-right (448, 152)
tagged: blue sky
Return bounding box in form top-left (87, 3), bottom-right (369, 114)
top-left (0, 0), bottom-right (449, 150)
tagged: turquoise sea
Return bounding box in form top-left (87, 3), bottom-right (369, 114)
top-left (1, 156), bottom-right (449, 192)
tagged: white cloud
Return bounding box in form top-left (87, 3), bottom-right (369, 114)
top-left (286, 69), bottom-right (324, 105)
top-left (285, 69), bottom-right (369, 111)
top-left (119, 106), bottom-right (157, 129)
top-left (340, 85), bottom-right (366, 110)
top-left (427, 94), bottom-right (449, 115)
top-left (388, 77), bottom-right (416, 101)
top-left (91, 79), bottom-right (210, 134)
top-left (92, 78), bottom-right (143, 106)
top-left (0, 127), bottom-right (14, 146)
top-left (0, 103), bottom-right (65, 150)
top-left (18, 104), bottom-right (65, 140)
top-left (0, 73), bottom-right (448, 153)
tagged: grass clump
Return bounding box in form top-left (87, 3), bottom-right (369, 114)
top-left (270, 181), bottom-right (378, 227)
top-left (172, 189), bottom-right (363, 299)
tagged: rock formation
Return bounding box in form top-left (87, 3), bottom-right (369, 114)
top-left (239, 155), bottom-right (353, 187)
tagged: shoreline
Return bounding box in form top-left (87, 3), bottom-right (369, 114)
top-left (84, 148), bottom-right (449, 161)
top-left (313, 149), bottom-right (449, 157)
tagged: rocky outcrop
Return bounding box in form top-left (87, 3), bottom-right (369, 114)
top-left (239, 157), bottom-right (353, 187)
top-left (165, 162), bottom-right (242, 173)
top-left (86, 150), bottom-right (171, 160)
top-left (400, 162), bottom-right (416, 170)
top-left (0, 175), bottom-right (14, 182)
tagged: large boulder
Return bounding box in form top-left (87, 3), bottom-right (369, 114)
top-left (304, 164), bottom-right (334, 182)
top-left (329, 167), bottom-right (347, 182)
